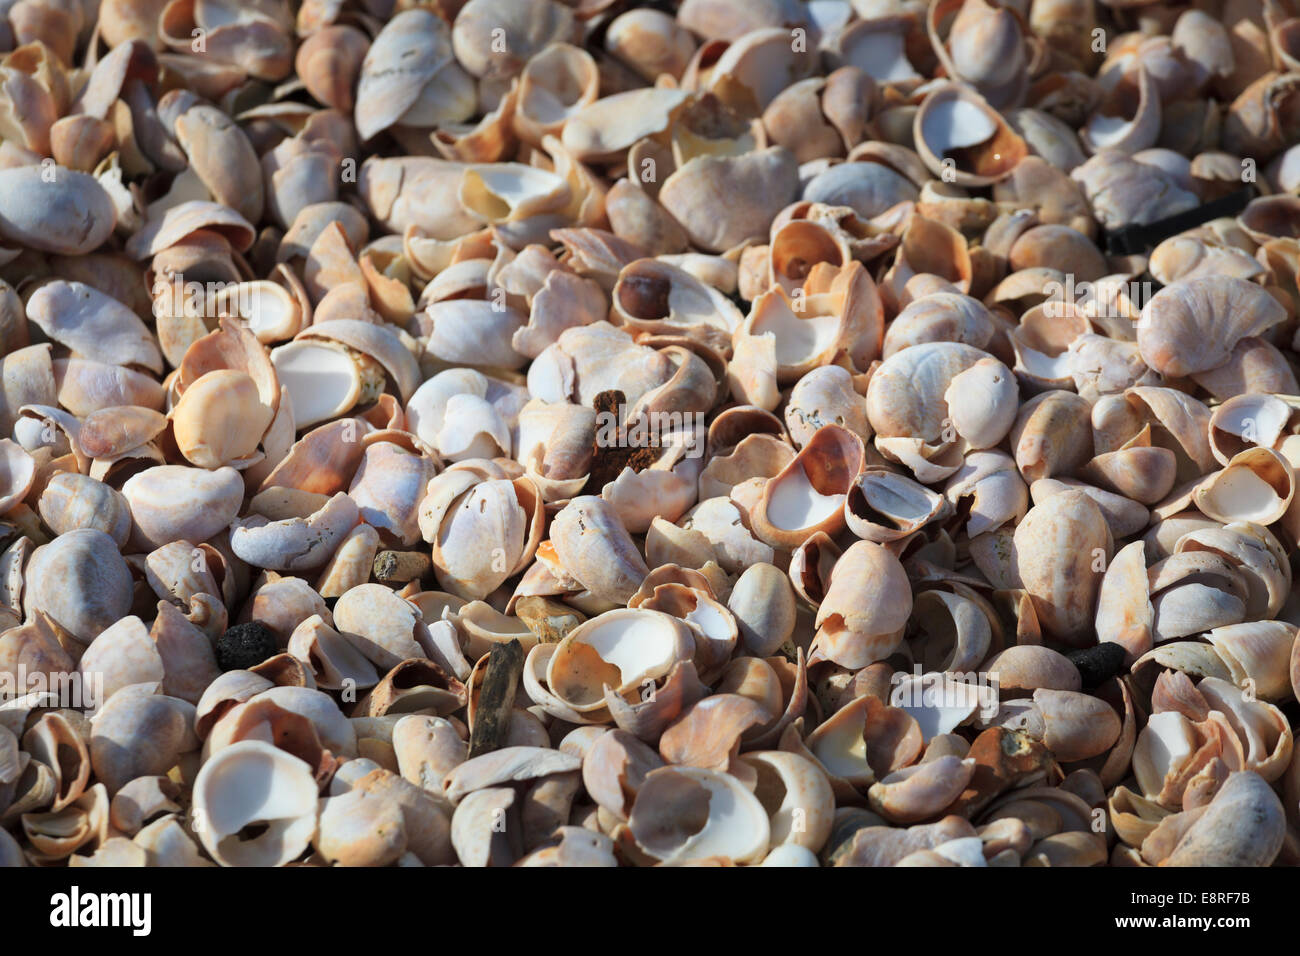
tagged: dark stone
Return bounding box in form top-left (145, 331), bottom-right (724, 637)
top-left (216, 621), bottom-right (279, 671)
top-left (1065, 642), bottom-right (1128, 688)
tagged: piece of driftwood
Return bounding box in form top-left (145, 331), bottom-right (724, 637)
top-left (468, 638), bottom-right (525, 759)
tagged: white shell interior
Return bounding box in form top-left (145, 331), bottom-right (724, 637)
top-left (574, 612), bottom-right (678, 690)
top-left (810, 705), bottom-right (870, 779)
top-left (271, 341), bottom-right (361, 428)
top-left (768, 465), bottom-right (844, 530)
top-left (751, 294), bottom-right (840, 366)
top-left (921, 96), bottom-right (996, 154)
top-left (684, 598), bottom-right (733, 642)
top-left (889, 674), bottom-right (981, 741)
top-left (1201, 465), bottom-right (1283, 521)
top-left (663, 768), bottom-right (770, 864)
top-left (1132, 710), bottom-right (1197, 798)
top-left (844, 28), bottom-right (920, 83)
top-left (197, 742), bottom-right (318, 867)
top-left (1084, 114), bottom-right (1135, 150)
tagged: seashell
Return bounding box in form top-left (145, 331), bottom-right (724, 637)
top-left (512, 43), bottom-right (599, 147)
top-left (1080, 65), bottom-right (1161, 155)
top-left (545, 609), bottom-right (694, 719)
top-left (659, 147), bottom-right (800, 253)
top-left (845, 470), bottom-right (951, 545)
top-left (348, 443), bottom-right (437, 548)
top-left (889, 671), bottom-right (987, 743)
top-left (170, 369), bottom-right (273, 469)
top-left (90, 691), bottom-right (194, 794)
top-left (803, 695), bottom-right (921, 800)
top-left (812, 541), bottom-right (912, 669)
top-left (803, 163), bottom-right (919, 225)
top-left (1196, 676), bottom-right (1289, 780)
top-left (740, 750), bottom-right (833, 852)
top-left (579, 728), bottom-right (660, 821)
top-left (314, 786), bottom-right (407, 867)
top-left (77, 405), bottom-right (168, 460)
top-left (108, 776), bottom-right (181, 837)
top-left (1222, 72), bottom-right (1300, 162)
top-left (0, 165), bottom-right (116, 255)
top-left (27, 281), bottom-right (162, 374)
top-left (232, 686), bottom-right (354, 759)
top-left (606, 8), bottom-right (696, 82)
top-left (295, 26), bottom-right (368, 113)
top-left (315, 524), bottom-right (381, 599)
top-left (1163, 771), bottom-right (1284, 867)
top-left (356, 659), bottom-right (465, 719)
top-left (868, 755), bottom-right (977, 824)
top-left (627, 764), bottom-right (770, 865)
top-left (727, 562), bottom-right (797, 657)
top-left (549, 496), bottom-right (650, 606)
top-left (751, 425), bottom-right (864, 549)
top-left (1080, 434), bottom-right (1177, 507)
top-left (444, 785), bottom-right (514, 868)
top-left (699, 434), bottom-right (793, 500)
top-left (1028, 689), bottom-right (1121, 762)
top-left (929, 0), bottom-right (1029, 109)
top-left (331, 583), bottom-right (425, 673)
top-left (659, 693), bottom-right (769, 776)
top-left (122, 465), bottom-right (244, 551)
top-left (637, 583), bottom-right (736, 681)
top-left (613, 257), bottom-right (742, 349)
top-left (784, 366), bottom-right (870, 450)
top-left (1010, 390), bottom-right (1093, 483)
top-left (1011, 491), bottom-right (1111, 645)
top-left (36, 472), bottom-right (131, 546)
top-left (24, 529), bottom-right (134, 645)
top-left (21, 783), bottom-right (110, 863)
top-left (287, 615), bottom-right (379, 693)
top-left (452, 0), bottom-right (575, 81)
top-left (22, 712), bottom-right (90, 812)
top-left (192, 739), bottom-right (318, 867)
top-left (1138, 277), bottom-right (1286, 378)
top-left (230, 493), bottom-right (359, 572)
top-left (1070, 150), bottom-right (1200, 233)
top-left (354, 9), bottom-right (472, 141)
top-left (883, 293), bottom-right (996, 359)
top-left (763, 78), bottom-right (847, 164)
top-left (458, 163), bottom-right (571, 227)
top-left (825, 14), bottom-right (922, 87)
top-left (561, 87), bottom-right (689, 164)
top-left (0, 438), bottom-right (35, 514)
top-left (78, 615), bottom-right (164, 704)
top-left (910, 589), bottom-right (993, 674)
top-left (1206, 621), bottom-right (1296, 704)
top-left (1193, 447), bottom-right (1294, 526)
top-left (944, 451), bottom-right (1028, 538)
top-left (914, 83), bottom-right (1027, 187)
top-left (1029, 476), bottom-right (1144, 541)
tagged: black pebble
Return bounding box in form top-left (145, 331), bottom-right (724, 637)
top-left (215, 622), bottom-right (278, 671)
top-left (1065, 642), bottom-right (1128, 688)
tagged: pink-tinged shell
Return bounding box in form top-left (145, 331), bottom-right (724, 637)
top-left (1138, 277), bottom-right (1287, 377)
top-left (813, 540), bottom-right (912, 669)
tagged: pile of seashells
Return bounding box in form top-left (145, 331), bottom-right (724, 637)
top-left (1, 0), bottom-right (1300, 869)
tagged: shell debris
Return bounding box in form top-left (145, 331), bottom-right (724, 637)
top-left (0, 0), bottom-right (1297, 871)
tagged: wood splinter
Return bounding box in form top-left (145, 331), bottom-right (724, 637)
top-left (467, 638), bottom-right (525, 759)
